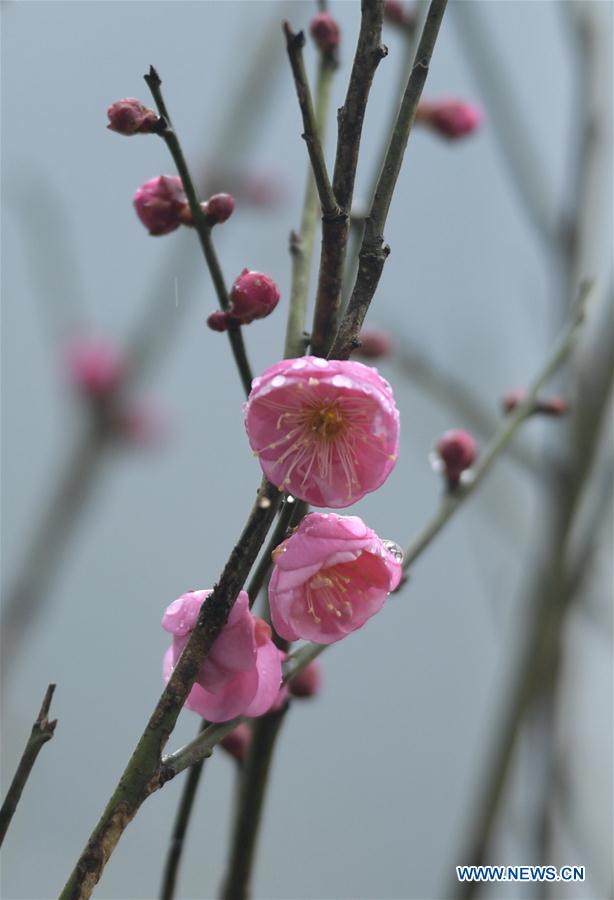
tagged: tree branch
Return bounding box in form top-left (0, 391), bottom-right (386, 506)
top-left (284, 33), bottom-right (337, 359)
top-left (330, 0), bottom-right (448, 360)
top-left (59, 479), bottom-right (281, 899)
top-left (311, 0), bottom-right (387, 356)
top-left (402, 282), bottom-right (592, 570)
top-left (144, 66), bottom-right (253, 396)
top-left (0, 684), bottom-right (57, 847)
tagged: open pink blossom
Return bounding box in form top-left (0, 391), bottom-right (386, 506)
top-left (162, 590), bottom-right (282, 723)
top-left (269, 513), bottom-right (403, 644)
top-left (244, 357), bottom-right (400, 508)
top-left (65, 337), bottom-right (125, 398)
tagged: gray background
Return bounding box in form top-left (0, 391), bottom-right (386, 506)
top-left (1, 2), bottom-right (612, 899)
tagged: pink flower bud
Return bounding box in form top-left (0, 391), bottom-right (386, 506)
top-left (434, 429), bottom-right (477, 486)
top-left (107, 98), bottom-right (159, 136)
top-left (416, 99), bottom-right (482, 140)
top-left (133, 175), bottom-right (190, 236)
top-left (310, 12), bottom-right (340, 53)
top-left (288, 660), bottom-right (322, 699)
top-left (269, 512), bottom-right (402, 645)
top-left (65, 338), bottom-right (125, 399)
top-left (384, 0), bottom-right (407, 26)
top-left (228, 269), bottom-right (280, 325)
top-left (207, 311), bottom-right (230, 332)
top-left (356, 328), bottom-right (393, 360)
top-left (245, 357), bottom-right (400, 508)
top-left (202, 193), bottom-right (235, 226)
top-left (502, 389), bottom-right (568, 417)
top-left (220, 723), bottom-right (252, 763)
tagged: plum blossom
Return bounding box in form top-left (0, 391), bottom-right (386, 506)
top-left (416, 99), bottom-right (482, 140)
top-left (162, 590), bottom-right (282, 723)
top-left (65, 337), bottom-right (125, 398)
top-left (133, 175), bottom-right (191, 236)
top-left (107, 98), bottom-right (158, 135)
top-left (269, 512), bottom-right (403, 644)
top-left (244, 357), bottom-right (400, 508)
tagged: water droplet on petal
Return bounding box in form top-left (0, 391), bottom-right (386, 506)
top-left (313, 357), bottom-right (329, 368)
top-left (292, 359), bottom-right (307, 369)
top-left (272, 375), bottom-right (286, 387)
top-left (382, 540), bottom-right (404, 562)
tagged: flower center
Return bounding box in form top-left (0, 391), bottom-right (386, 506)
top-left (308, 403), bottom-right (345, 440)
top-left (305, 566), bottom-right (354, 623)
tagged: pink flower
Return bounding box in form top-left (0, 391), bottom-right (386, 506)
top-left (434, 429), bottom-right (477, 486)
top-left (269, 512), bottom-right (403, 644)
top-left (228, 269), bottom-right (280, 325)
top-left (416, 99), bottom-right (483, 140)
top-left (162, 590), bottom-right (282, 723)
top-left (107, 98), bottom-right (159, 136)
top-left (65, 337), bottom-right (125, 398)
top-left (133, 175), bottom-right (191, 236)
top-left (202, 193), bottom-right (235, 225)
top-left (244, 357), bottom-right (400, 508)
top-left (310, 12), bottom-right (340, 52)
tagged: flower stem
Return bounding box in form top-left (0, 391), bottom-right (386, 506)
top-left (402, 282), bottom-right (593, 570)
top-left (0, 684), bottom-right (57, 846)
top-left (218, 709), bottom-right (287, 900)
top-left (284, 44), bottom-right (336, 359)
top-left (247, 498), bottom-right (308, 607)
top-left (144, 66), bottom-right (253, 396)
top-left (159, 721), bottom-right (208, 900)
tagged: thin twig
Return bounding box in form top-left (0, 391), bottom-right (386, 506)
top-left (331, 0), bottom-right (449, 359)
top-left (0, 685), bottom-right (57, 847)
top-left (283, 23), bottom-right (338, 217)
top-left (402, 282), bottom-right (592, 570)
top-left (159, 721), bottom-right (208, 900)
top-left (311, 0), bottom-right (387, 356)
top-left (59, 479), bottom-right (281, 900)
top-left (247, 499), bottom-right (308, 606)
top-left (144, 66), bottom-right (253, 396)
top-left (284, 37), bottom-right (337, 358)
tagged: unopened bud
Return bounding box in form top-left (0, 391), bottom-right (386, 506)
top-left (65, 338), bottom-right (125, 399)
top-left (501, 388), bottom-right (568, 418)
top-left (207, 311), bottom-right (230, 332)
top-left (133, 175), bottom-right (190, 236)
top-left (384, 0), bottom-right (415, 28)
top-left (107, 98), bottom-right (159, 136)
top-left (202, 193), bottom-right (235, 226)
top-left (434, 429), bottom-right (477, 487)
top-left (288, 661), bottom-right (322, 699)
top-left (356, 328), bottom-right (393, 360)
top-left (416, 99), bottom-right (482, 140)
top-left (220, 723), bottom-right (252, 763)
top-left (228, 269), bottom-right (280, 325)
top-left (310, 12), bottom-right (340, 53)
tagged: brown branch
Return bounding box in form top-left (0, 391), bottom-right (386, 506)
top-left (330, 0), bottom-right (448, 359)
top-left (311, 0), bottom-right (387, 356)
top-left (0, 684), bottom-right (57, 847)
top-left (282, 23), bottom-right (339, 217)
top-left (59, 479), bottom-right (281, 900)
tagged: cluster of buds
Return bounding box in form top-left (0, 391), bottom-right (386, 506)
top-left (310, 12), bottom-right (340, 54)
top-left (133, 176), bottom-right (236, 237)
top-left (501, 388), bottom-right (568, 417)
top-left (207, 269), bottom-right (280, 331)
top-left (432, 429), bottom-right (478, 490)
top-left (416, 99), bottom-right (482, 140)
